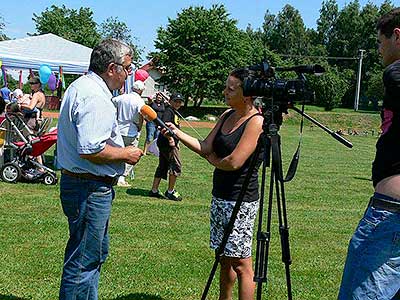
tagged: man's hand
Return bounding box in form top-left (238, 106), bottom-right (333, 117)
top-left (124, 146), bottom-right (143, 165)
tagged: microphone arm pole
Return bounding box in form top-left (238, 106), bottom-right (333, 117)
top-left (290, 106), bottom-right (353, 149)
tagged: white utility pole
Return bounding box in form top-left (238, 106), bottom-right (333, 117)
top-left (354, 49), bottom-right (365, 111)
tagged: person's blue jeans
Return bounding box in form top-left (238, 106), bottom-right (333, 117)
top-left (338, 194), bottom-right (400, 300)
top-left (59, 173), bottom-right (115, 300)
top-left (146, 121), bottom-right (159, 143)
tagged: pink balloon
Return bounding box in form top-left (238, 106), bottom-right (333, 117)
top-left (48, 73), bottom-right (57, 91)
top-left (134, 69), bottom-right (149, 82)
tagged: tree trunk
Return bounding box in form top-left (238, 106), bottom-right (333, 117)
top-left (197, 97), bottom-right (204, 107)
top-left (192, 92), bottom-right (199, 107)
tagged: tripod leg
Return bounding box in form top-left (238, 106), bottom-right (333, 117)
top-left (254, 165), bottom-right (275, 300)
top-left (268, 132), bottom-right (293, 300)
top-left (201, 258), bottom-right (220, 300)
top-left (275, 171), bottom-right (293, 300)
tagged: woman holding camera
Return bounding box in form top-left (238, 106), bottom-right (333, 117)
top-left (164, 68), bottom-right (263, 300)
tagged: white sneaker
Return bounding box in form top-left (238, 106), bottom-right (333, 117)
top-left (117, 181), bottom-right (131, 187)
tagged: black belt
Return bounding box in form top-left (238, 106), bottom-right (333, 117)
top-left (370, 197), bottom-right (400, 213)
top-left (61, 169), bottom-right (118, 186)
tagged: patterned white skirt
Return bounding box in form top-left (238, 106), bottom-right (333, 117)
top-left (210, 196), bottom-right (259, 258)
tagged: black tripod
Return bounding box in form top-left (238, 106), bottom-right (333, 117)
top-left (201, 103), bottom-right (352, 300)
top-left (253, 106), bottom-right (293, 300)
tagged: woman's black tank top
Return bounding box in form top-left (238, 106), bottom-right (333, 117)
top-left (212, 110), bottom-right (263, 202)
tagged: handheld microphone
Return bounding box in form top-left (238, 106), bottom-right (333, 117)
top-left (275, 64), bottom-right (325, 75)
top-left (140, 105), bottom-right (177, 139)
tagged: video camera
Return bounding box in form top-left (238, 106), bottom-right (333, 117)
top-left (242, 61), bottom-right (325, 109)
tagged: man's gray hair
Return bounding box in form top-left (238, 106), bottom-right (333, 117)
top-left (89, 39), bottom-right (133, 74)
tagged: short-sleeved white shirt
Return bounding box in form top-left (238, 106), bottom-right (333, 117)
top-left (114, 91), bottom-right (145, 137)
top-left (57, 71), bottom-right (125, 177)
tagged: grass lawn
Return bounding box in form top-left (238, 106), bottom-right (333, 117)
top-left (0, 119), bottom-right (377, 300)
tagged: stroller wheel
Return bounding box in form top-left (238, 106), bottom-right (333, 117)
top-left (1, 163), bottom-right (21, 183)
top-left (43, 173), bottom-right (57, 185)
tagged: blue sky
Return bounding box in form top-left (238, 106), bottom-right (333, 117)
top-left (2, 0), bottom-right (389, 61)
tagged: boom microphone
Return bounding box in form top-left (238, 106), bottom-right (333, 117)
top-left (275, 64), bottom-right (325, 75)
top-left (140, 105), bottom-right (177, 139)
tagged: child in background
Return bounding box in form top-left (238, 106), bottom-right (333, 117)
top-left (149, 93), bottom-right (184, 201)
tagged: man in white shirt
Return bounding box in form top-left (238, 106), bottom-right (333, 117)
top-left (57, 39), bottom-right (143, 300)
top-left (114, 80), bottom-right (146, 187)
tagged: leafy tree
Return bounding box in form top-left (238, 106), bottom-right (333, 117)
top-left (0, 15), bottom-right (8, 41)
top-left (154, 4), bottom-right (264, 107)
top-left (32, 5), bottom-right (101, 48)
top-left (261, 10), bottom-right (276, 49)
top-left (325, 2), bottom-right (380, 108)
top-left (303, 26), bottom-right (330, 59)
top-left (328, 0), bottom-right (363, 61)
top-left (308, 66), bottom-right (353, 110)
top-left (365, 69), bottom-right (384, 102)
top-left (99, 17), bottom-right (131, 42)
top-left (357, 3), bottom-right (382, 77)
top-left (360, 0), bottom-right (395, 106)
top-left (316, 0), bottom-right (338, 47)
top-left (379, 0), bottom-right (395, 15)
top-left (265, 5), bottom-right (310, 55)
top-left (244, 24), bottom-right (281, 66)
top-left (99, 17), bottom-right (142, 63)
top-left (0, 74), bottom-right (18, 91)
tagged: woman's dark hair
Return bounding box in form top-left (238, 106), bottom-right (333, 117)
top-left (376, 8), bottom-right (400, 38)
top-left (0, 96), bottom-right (5, 114)
top-left (229, 68), bottom-right (251, 87)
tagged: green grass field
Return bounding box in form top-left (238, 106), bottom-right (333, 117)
top-left (0, 114), bottom-right (379, 300)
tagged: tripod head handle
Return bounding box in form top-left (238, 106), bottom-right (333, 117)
top-left (290, 106), bottom-right (353, 148)
top-left (329, 131), bottom-right (353, 148)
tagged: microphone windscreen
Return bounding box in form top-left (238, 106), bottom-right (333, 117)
top-left (140, 105), bottom-right (157, 121)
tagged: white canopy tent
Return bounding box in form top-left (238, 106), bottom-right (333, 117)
top-left (0, 33), bottom-right (92, 74)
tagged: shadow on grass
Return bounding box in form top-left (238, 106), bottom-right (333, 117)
top-left (108, 293), bottom-right (164, 300)
top-left (353, 176), bottom-right (372, 181)
top-left (125, 188), bottom-right (151, 197)
top-left (43, 154), bottom-right (56, 168)
top-left (0, 295), bottom-right (31, 300)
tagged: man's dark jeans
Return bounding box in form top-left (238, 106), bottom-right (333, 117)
top-left (59, 173), bottom-right (114, 300)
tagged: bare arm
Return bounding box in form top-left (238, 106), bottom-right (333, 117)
top-left (80, 144), bottom-right (143, 165)
top-left (167, 110), bottom-right (231, 157)
top-left (206, 115), bottom-right (263, 171)
top-left (20, 94), bottom-right (38, 110)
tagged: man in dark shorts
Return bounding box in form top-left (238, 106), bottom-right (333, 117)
top-left (149, 93), bottom-right (184, 201)
top-left (338, 8), bottom-right (400, 300)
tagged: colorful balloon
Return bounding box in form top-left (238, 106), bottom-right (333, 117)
top-left (48, 73), bottom-right (57, 91)
top-left (39, 64), bottom-right (52, 84)
top-left (134, 69), bottom-right (149, 82)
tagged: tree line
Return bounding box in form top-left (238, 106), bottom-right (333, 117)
top-left (0, 0), bottom-right (396, 110)
top-left (152, 0), bottom-right (395, 109)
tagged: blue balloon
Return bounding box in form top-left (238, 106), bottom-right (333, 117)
top-left (39, 64), bottom-right (52, 84)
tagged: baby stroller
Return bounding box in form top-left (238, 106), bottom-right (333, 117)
top-left (0, 109), bottom-right (58, 185)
